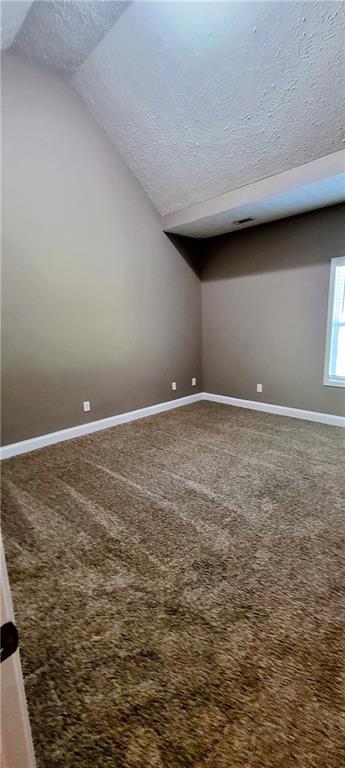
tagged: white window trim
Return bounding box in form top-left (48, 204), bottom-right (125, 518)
top-left (323, 255), bottom-right (345, 388)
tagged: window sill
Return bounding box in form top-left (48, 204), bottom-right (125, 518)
top-left (323, 378), bottom-right (345, 389)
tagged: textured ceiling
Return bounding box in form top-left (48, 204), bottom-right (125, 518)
top-left (0, 1), bottom-right (33, 49)
top-left (73, 1), bottom-right (345, 214)
top-left (2, 0), bottom-right (345, 226)
top-left (12, 0), bottom-right (130, 75)
top-left (166, 174), bottom-right (345, 239)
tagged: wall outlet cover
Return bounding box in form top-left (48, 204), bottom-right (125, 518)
top-left (171, 382), bottom-right (177, 391)
top-left (256, 384), bottom-right (263, 393)
top-left (192, 377), bottom-right (197, 386)
top-left (83, 401), bottom-right (91, 412)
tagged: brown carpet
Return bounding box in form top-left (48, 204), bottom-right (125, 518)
top-left (1, 402), bottom-right (345, 768)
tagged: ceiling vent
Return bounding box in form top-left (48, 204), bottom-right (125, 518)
top-left (233, 217), bottom-right (255, 225)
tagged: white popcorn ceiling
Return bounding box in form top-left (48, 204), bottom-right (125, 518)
top-left (12, 0), bottom-right (130, 75)
top-left (73, 1), bottom-right (345, 215)
top-left (0, 1), bottom-right (33, 49)
top-left (2, 0), bottom-right (345, 228)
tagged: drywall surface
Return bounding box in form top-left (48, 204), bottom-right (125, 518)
top-left (1, 52), bottom-right (202, 445)
top-left (73, 1), bottom-right (345, 215)
top-left (163, 168), bottom-right (345, 238)
top-left (202, 206), bottom-right (345, 417)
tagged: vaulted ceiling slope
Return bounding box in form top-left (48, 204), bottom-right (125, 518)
top-left (73, 1), bottom-right (345, 216)
top-left (11, 1), bottom-right (130, 75)
top-left (0, 0), bottom-right (34, 49)
top-left (1, 1), bottom-right (345, 231)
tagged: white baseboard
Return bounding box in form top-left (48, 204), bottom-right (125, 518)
top-left (0, 393), bottom-right (203, 460)
top-left (1, 390), bottom-right (343, 460)
top-left (202, 392), bottom-right (345, 429)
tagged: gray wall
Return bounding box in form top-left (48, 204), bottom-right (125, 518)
top-left (202, 206), bottom-right (345, 416)
top-left (1, 53), bottom-right (202, 445)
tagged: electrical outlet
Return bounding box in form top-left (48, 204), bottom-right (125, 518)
top-left (171, 381), bottom-right (177, 391)
top-left (192, 377), bottom-right (197, 387)
top-left (83, 400), bottom-right (91, 412)
top-left (256, 384), bottom-right (263, 393)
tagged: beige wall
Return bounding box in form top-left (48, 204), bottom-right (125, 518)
top-left (1, 53), bottom-right (202, 445)
top-left (202, 205), bottom-right (345, 416)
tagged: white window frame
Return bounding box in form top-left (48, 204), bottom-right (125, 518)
top-left (323, 255), bottom-right (345, 388)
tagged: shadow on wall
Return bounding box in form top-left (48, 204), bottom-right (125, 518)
top-left (165, 233), bottom-right (205, 279)
top-left (201, 204), bottom-right (345, 281)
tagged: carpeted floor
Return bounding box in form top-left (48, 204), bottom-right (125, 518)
top-left (1, 402), bottom-right (345, 768)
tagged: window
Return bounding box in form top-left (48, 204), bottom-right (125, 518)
top-left (324, 256), bottom-right (345, 388)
